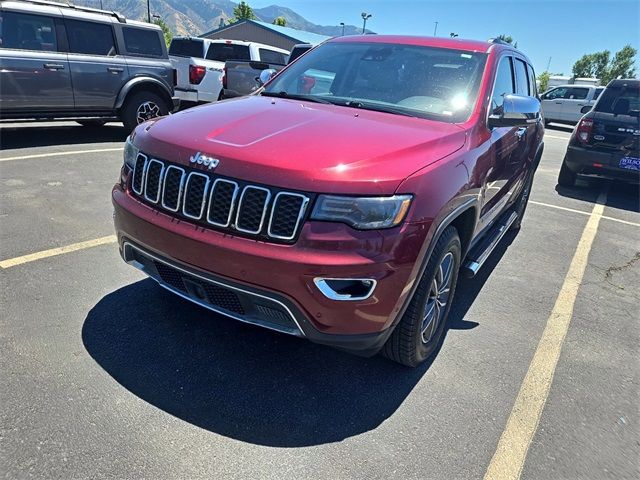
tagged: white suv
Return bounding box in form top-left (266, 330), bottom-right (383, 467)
top-left (540, 84), bottom-right (604, 125)
top-left (168, 37), bottom-right (289, 105)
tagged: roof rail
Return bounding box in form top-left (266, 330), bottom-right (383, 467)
top-left (488, 38), bottom-right (513, 47)
top-left (9, 0), bottom-right (127, 22)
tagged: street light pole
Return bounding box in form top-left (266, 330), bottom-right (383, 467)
top-left (361, 12), bottom-right (372, 34)
top-left (147, 0), bottom-right (151, 22)
top-left (433, 21), bottom-right (438, 36)
top-left (340, 22), bottom-right (345, 36)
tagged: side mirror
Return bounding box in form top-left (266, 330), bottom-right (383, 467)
top-left (258, 68), bottom-right (277, 86)
top-left (580, 105), bottom-right (592, 114)
top-left (488, 94), bottom-right (541, 128)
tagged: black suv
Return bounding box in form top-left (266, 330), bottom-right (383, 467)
top-left (559, 79), bottom-right (640, 186)
top-left (0, 0), bottom-right (178, 131)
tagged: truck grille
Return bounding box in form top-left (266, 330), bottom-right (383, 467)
top-left (131, 153), bottom-right (310, 242)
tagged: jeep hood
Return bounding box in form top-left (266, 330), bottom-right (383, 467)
top-left (134, 95), bottom-right (467, 194)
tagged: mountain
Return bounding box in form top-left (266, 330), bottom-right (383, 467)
top-left (74, 0), bottom-right (368, 38)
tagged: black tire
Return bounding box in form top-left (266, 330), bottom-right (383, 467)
top-left (121, 91), bottom-right (168, 132)
top-left (382, 226), bottom-right (461, 367)
top-left (76, 119), bottom-right (106, 128)
top-left (558, 159), bottom-right (577, 187)
top-left (511, 167), bottom-right (536, 231)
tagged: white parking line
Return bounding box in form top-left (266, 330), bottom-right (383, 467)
top-left (544, 135), bottom-right (570, 140)
top-left (0, 147), bottom-right (123, 162)
top-left (530, 200), bottom-right (640, 227)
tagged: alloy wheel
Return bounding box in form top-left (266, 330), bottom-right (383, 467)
top-left (136, 101), bottom-right (161, 124)
top-left (421, 251), bottom-right (454, 343)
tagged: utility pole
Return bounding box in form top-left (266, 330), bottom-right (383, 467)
top-left (546, 56), bottom-right (552, 72)
top-left (361, 12), bottom-right (372, 34)
top-left (340, 22), bottom-right (345, 36)
top-left (433, 21), bottom-right (438, 36)
top-left (146, 0), bottom-right (151, 22)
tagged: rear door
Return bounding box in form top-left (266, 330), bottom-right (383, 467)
top-left (590, 82), bottom-right (640, 171)
top-left (0, 10), bottom-right (73, 112)
top-left (63, 17), bottom-right (128, 110)
top-left (561, 86), bottom-right (591, 123)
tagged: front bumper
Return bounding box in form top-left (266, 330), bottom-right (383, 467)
top-left (564, 145), bottom-right (640, 183)
top-left (112, 184), bottom-right (426, 354)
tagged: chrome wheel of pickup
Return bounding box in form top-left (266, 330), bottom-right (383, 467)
top-left (421, 252), bottom-right (454, 344)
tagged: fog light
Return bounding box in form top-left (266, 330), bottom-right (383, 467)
top-left (314, 278), bottom-right (377, 301)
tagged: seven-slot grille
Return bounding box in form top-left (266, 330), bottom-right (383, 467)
top-left (131, 153), bottom-right (310, 242)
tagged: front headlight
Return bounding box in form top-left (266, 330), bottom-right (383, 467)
top-left (311, 194), bottom-right (412, 229)
top-left (123, 136), bottom-right (139, 170)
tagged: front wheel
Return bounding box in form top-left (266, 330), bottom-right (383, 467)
top-left (382, 226), bottom-right (461, 367)
top-left (121, 91), bottom-right (168, 132)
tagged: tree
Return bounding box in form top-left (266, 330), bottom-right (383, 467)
top-left (153, 18), bottom-right (172, 48)
top-left (496, 34), bottom-right (518, 49)
top-left (607, 45), bottom-right (637, 82)
top-left (572, 45), bottom-right (637, 83)
top-left (537, 71), bottom-right (551, 93)
top-left (232, 1), bottom-right (256, 22)
top-left (273, 16), bottom-right (286, 27)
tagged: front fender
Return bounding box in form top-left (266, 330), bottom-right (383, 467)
top-left (115, 77), bottom-right (172, 110)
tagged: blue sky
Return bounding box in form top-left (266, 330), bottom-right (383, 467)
top-left (250, 0), bottom-right (640, 76)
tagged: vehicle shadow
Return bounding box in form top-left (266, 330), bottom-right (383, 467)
top-left (0, 122), bottom-right (127, 150)
top-left (82, 234), bottom-right (515, 447)
top-left (556, 179), bottom-right (640, 213)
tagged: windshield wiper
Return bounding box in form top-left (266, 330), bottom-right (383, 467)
top-left (261, 91), bottom-right (333, 104)
top-left (334, 99), bottom-right (418, 118)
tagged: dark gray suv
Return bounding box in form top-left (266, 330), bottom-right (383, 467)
top-left (0, 0), bottom-right (178, 131)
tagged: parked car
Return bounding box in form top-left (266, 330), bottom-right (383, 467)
top-left (113, 35), bottom-right (544, 367)
top-left (540, 84), bottom-right (604, 125)
top-left (221, 43), bottom-right (314, 99)
top-left (169, 37), bottom-right (289, 106)
top-left (558, 79), bottom-right (639, 186)
top-left (0, 0), bottom-right (178, 131)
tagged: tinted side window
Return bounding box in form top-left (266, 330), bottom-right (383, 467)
top-left (526, 64), bottom-right (537, 96)
top-left (123, 27), bottom-right (163, 57)
top-left (545, 87), bottom-right (568, 100)
top-left (0, 11), bottom-right (57, 52)
top-left (567, 87), bottom-right (589, 100)
top-left (65, 19), bottom-right (116, 56)
top-left (259, 48), bottom-right (286, 65)
top-left (514, 59), bottom-right (529, 96)
top-left (168, 38), bottom-right (203, 58)
top-left (206, 43), bottom-right (250, 62)
top-left (491, 57), bottom-right (515, 115)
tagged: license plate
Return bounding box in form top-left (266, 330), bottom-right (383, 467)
top-left (619, 156), bottom-right (640, 171)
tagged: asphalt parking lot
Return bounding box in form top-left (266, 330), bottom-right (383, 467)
top-left (1, 121), bottom-right (638, 479)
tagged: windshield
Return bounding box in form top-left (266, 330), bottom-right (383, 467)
top-left (264, 42), bottom-right (487, 122)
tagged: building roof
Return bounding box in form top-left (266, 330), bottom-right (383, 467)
top-left (200, 19), bottom-right (330, 46)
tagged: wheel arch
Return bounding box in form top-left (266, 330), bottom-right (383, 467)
top-left (115, 77), bottom-right (173, 111)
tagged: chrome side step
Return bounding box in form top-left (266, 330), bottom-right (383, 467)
top-left (462, 210), bottom-right (518, 277)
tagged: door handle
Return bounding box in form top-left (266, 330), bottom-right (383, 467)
top-left (43, 63), bottom-right (64, 70)
top-left (555, 101), bottom-right (562, 104)
top-left (107, 67), bottom-right (124, 74)
top-left (515, 127), bottom-right (527, 141)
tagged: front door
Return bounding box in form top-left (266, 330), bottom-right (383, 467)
top-left (541, 86), bottom-right (568, 122)
top-left (561, 86), bottom-right (590, 123)
top-left (63, 18), bottom-right (128, 111)
top-left (0, 11), bottom-right (74, 112)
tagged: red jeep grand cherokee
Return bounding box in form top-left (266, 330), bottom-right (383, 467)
top-left (113, 35), bottom-right (544, 367)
